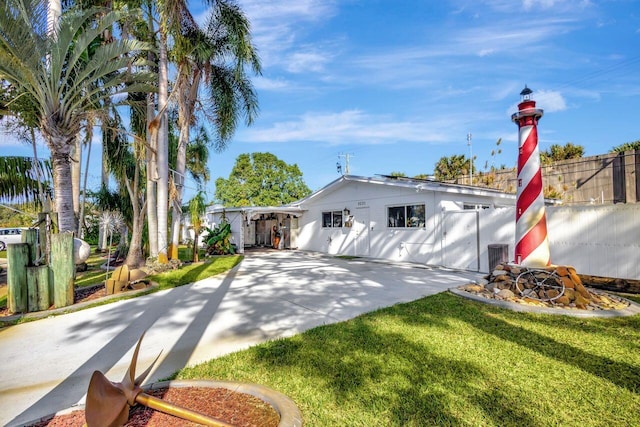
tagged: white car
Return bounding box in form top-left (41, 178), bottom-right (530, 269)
top-left (0, 228), bottom-right (27, 251)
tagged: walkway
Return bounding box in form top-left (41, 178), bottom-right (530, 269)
top-left (0, 250), bottom-right (482, 426)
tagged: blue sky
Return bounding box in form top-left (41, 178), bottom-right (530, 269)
top-left (2, 0), bottom-right (640, 202)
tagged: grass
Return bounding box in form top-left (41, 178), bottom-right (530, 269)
top-left (148, 255), bottom-right (241, 290)
top-left (175, 292), bottom-right (640, 427)
top-left (177, 246), bottom-right (206, 262)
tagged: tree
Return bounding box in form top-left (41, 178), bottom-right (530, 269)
top-left (0, 1), bottom-right (154, 232)
top-left (434, 154), bottom-right (471, 181)
top-left (168, 0), bottom-right (260, 258)
top-left (540, 142), bottom-right (584, 165)
top-left (102, 106), bottom-right (148, 267)
top-left (215, 152), bottom-right (311, 207)
top-left (187, 191), bottom-right (207, 262)
top-left (611, 140), bottom-right (640, 153)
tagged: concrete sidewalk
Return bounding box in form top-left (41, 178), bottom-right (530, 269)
top-left (0, 250), bottom-right (482, 426)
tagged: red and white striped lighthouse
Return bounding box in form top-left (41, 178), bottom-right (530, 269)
top-left (511, 86), bottom-right (550, 267)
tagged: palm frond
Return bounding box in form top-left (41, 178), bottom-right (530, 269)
top-left (0, 155), bottom-right (52, 205)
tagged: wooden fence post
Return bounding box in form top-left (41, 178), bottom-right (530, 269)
top-left (7, 243), bottom-right (29, 313)
top-left (27, 265), bottom-right (50, 312)
top-left (21, 228), bottom-right (39, 266)
top-left (50, 232), bottom-right (74, 308)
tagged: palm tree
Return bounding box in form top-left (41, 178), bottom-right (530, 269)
top-left (168, 0), bottom-right (260, 256)
top-left (434, 154), bottom-right (471, 182)
top-left (102, 107), bottom-right (148, 267)
top-left (0, 0), bottom-right (154, 232)
top-left (187, 191), bottom-right (207, 262)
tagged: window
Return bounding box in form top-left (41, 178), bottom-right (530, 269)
top-left (406, 204), bottom-right (426, 227)
top-left (388, 204), bottom-right (426, 228)
top-left (322, 211), bottom-right (343, 227)
top-left (388, 206), bottom-right (405, 227)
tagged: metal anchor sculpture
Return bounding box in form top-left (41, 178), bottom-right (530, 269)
top-left (85, 332), bottom-right (233, 427)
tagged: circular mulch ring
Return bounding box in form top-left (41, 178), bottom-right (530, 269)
top-left (24, 380), bottom-right (303, 427)
top-left (450, 286), bottom-right (640, 318)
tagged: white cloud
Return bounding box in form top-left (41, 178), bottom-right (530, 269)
top-left (535, 90), bottom-right (568, 112)
top-left (240, 110), bottom-right (456, 145)
top-left (237, 0), bottom-right (338, 67)
top-left (469, 0), bottom-right (593, 14)
top-left (286, 50), bottom-right (332, 73)
top-left (505, 89), bottom-right (567, 116)
top-left (252, 76), bottom-right (291, 91)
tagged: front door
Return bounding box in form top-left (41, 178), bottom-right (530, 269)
top-left (354, 207), bottom-right (370, 257)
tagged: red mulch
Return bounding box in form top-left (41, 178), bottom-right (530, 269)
top-left (27, 386), bottom-right (280, 427)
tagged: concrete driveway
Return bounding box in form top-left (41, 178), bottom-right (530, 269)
top-left (0, 250), bottom-right (482, 426)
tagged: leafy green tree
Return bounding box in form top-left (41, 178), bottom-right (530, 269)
top-left (215, 152), bottom-right (311, 207)
top-left (0, 203), bottom-right (36, 227)
top-left (0, 1), bottom-right (154, 232)
top-left (540, 143), bottom-right (584, 165)
top-left (434, 154), bottom-right (471, 181)
top-left (611, 140), bottom-right (640, 153)
top-left (389, 171), bottom-right (406, 177)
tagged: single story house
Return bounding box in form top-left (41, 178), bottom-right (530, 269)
top-left (205, 174), bottom-right (535, 272)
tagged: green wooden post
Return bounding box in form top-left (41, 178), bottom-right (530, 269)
top-left (50, 232), bottom-right (74, 308)
top-left (7, 243), bottom-right (29, 313)
top-left (26, 267), bottom-right (38, 312)
top-left (27, 265), bottom-right (50, 312)
top-left (38, 213), bottom-right (49, 264)
top-left (22, 228), bottom-right (39, 266)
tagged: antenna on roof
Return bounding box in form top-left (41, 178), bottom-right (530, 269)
top-left (338, 153), bottom-right (354, 175)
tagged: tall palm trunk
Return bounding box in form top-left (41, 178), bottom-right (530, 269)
top-left (77, 131), bottom-right (92, 238)
top-left (71, 134), bottom-right (81, 230)
top-left (99, 135), bottom-right (110, 250)
top-left (155, 34), bottom-right (170, 263)
top-left (170, 69), bottom-right (201, 255)
top-left (124, 160), bottom-right (146, 267)
top-left (146, 90), bottom-right (159, 258)
top-left (169, 137), bottom-right (186, 255)
top-left (50, 143), bottom-right (75, 233)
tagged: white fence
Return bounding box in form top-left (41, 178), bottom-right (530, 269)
top-left (477, 203), bottom-right (640, 280)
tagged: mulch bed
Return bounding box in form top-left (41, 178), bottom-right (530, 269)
top-left (28, 386), bottom-right (280, 427)
top-left (0, 284), bottom-right (108, 317)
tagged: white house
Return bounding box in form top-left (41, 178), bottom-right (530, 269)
top-left (204, 174), bottom-right (640, 279)
top-left (206, 175), bottom-right (522, 271)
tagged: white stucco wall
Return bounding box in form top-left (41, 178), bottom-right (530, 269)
top-left (295, 179), bottom-right (514, 267)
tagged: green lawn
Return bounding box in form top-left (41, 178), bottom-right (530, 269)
top-left (175, 292), bottom-right (640, 427)
top-left (74, 245), bottom-right (207, 288)
top-left (148, 255), bottom-right (241, 290)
